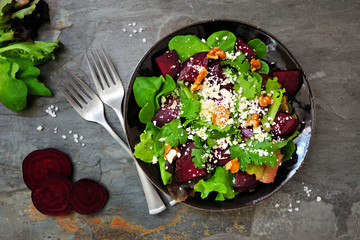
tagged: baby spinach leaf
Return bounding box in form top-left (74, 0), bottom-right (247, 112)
top-left (280, 140), bottom-right (296, 162)
top-left (168, 35), bottom-right (210, 62)
top-left (258, 60), bottom-right (269, 74)
top-left (247, 38), bottom-right (267, 59)
top-left (0, 61), bottom-right (27, 111)
top-left (155, 74), bottom-right (176, 110)
top-left (206, 30), bottom-right (236, 53)
top-left (133, 75), bottom-right (164, 108)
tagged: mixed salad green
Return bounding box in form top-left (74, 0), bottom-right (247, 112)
top-left (0, 0), bottom-right (59, 111)
top-left (132, 30), bottom-right (301, 202)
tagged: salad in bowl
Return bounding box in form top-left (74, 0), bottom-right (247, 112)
top-left (125, 20), bottom-right (313, 209)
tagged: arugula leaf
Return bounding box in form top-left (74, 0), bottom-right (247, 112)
top-left (168, 35), bottom-right (210, 62)
top-left (221, 54), bottom-right (250, 75)
top-left (158, 119), bottom-right (187, 147)
top-left (180, 97), bottom-right (201, 120)
top-left (194, 166), bottom-right (236, 201)
top-left (206, 30), bottom-right (236, 53)
top-left (191, 135), bottom-right (208, 169)
top-left (247, 38), bottom-right (267, 59)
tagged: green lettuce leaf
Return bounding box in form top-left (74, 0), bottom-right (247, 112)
top-left (0, 40), bottom-right (60, 65)
top-left (194, 166), bottom-right (236, 201)
top-left (280, 140), bottom-right (296, 162)
top-left (11, 0), bottom-right (40, 19)
top-left (261, 88), bottom-right (285, 129)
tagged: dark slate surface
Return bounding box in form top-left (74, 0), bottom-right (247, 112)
top-left (0, 0), bottom-right (359, 239)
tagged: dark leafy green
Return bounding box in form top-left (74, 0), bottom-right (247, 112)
top-left (247, 38), bottom-right (267, 59)
top-left (168, 35), bottom-right (210, 62)
top-left (206, 30), bottom-right (236, 53)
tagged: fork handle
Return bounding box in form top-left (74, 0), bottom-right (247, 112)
top-left (98, 120), bottom-right (166, 215)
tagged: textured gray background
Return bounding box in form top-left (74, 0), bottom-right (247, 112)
top-left (0, 0), bottom-right (359, 239)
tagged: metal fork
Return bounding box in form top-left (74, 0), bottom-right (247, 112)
top-left (85, 45), bottom-right (177, 206)
top-left (51, 67), bottom-right (167, 215)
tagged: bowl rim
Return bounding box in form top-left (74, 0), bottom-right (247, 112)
top-left (124, 18), bottom-right (315, 211)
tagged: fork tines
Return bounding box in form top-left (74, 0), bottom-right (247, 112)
top-left (51, 67), bottom-right (96, 110)
top-left (85, 45), bottom-right (122, 91)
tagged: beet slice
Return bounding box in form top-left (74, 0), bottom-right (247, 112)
top-left (155, 50), bottom-right (180, 79)
top-left (208, 61), bottom-right (226, 85)
top-left (235, 37), bottom-right (257, 61)
top-left (241, 127), bottom-right (254, 142)
top-left (234, 171), bottom-right (259, 193)
top-left (272, 70), bottom-right (302, 96)
top-left (209, 147), bottom-right (230, 166)
top-left (152, 96), bottom-right (179, 127)
top-left (31, 175), bottom-right (73, 216)
top-left (176, 142), bottom-right (206, 183)
top-left (23, 148), bottom-right (72, 190)
top-left (177, 52), bottom-right (209, 82)
top-left (70, 178), bottom-right (108, 215)
top-left (271, 112), bottom-right (300, 139)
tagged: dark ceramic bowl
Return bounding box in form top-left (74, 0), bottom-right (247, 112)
top-left (124, 19), bottom-right (314, 211)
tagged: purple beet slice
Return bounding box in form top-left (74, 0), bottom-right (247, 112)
top-left (70, 178), bottom-right (108, 215)
top-left (235, 37), bottom-right (257, 61)
top-left (152, 96), bottom-right (180, 127)
top-left (234, 171), bottom-right (259, 193)
top-left (23, 148), bottom-right (72, 190)
top-left (155, 50), bottom-right (180, 79)
top-left (271, 112), bottom-right (300, 139)
top-left (177, 52), bottom-right (209, 82)
top-left (176, 142), bottom-right (206, 183)
top-left (272, 70), bottom-right (302, 96)
top-left (208, 61), bottom-right (226, 85)
top-left (241, 127), bottom-right (254, 142)
top-left (31, 175), bottom-right (73, 216)
top-left (209, 147), bottom-right (231, 166)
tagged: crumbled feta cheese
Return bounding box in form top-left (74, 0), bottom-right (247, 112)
top-left (166, 149), bottom-right (178, 163)
top-left (152, 156), bottom-right (158, 164)
top-left (37, 125), bottom-right (43, 131)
